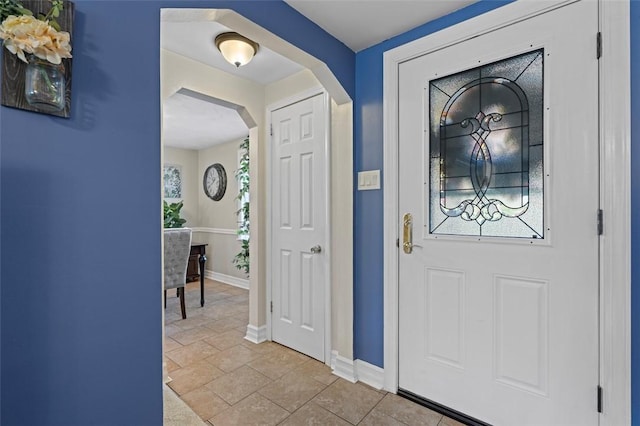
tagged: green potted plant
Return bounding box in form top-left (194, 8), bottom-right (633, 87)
top-left (233, 137), bottom-right (250, 275)
top-left (163, 200), bottom-right (186, 228)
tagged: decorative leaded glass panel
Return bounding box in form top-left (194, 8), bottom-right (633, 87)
top-left (429, 49), bottom-right (544, 239)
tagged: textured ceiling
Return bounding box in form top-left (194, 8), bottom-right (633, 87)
top-left (163, 90), bottom-right (249, 151)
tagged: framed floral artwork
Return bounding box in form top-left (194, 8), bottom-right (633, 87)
top-left (163, 164), bottom-right (182, 200)
top-left (0, 0), bottom-right (75, 118)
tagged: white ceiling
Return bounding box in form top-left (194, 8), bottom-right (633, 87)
top-left (163, 90), bottom-right (249, 150)
top-left (284, 0), bottom-right (478, 52)
top-left (161, 19), bottom-right (305, 86)
top-left (161, 1), bottom-right (478, 151)
top-left (161, 14), bottom-right (303, 150)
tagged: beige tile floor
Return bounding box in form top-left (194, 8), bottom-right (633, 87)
top-left (164, 278), bottom-right (464, 426)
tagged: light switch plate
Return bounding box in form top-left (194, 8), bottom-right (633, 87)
top-left (358, 170), bottom-right (381, 190)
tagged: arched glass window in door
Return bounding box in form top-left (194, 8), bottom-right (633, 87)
top-left (429, 49), bottom-right (544, 239)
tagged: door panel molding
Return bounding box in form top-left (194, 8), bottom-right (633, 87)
top-left (266, 87), bottom-right (332, 364)
top-left (383, 1), bottom-right (630, 424)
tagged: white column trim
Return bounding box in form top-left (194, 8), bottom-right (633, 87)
top-left (330, 350), bottom-right (357, 383)
top-left (328, 354), bottom-right (385, 389)
top-left (382, 1), bottom-right (630, 424)
top-left (244, 324), bottom-right (267, 344)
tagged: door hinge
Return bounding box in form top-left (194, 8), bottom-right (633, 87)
top-left (396, 238), bottom-right (400, 248)
top-left (270, 124), bottom-right (273, 136)
top-left (597, 32), bottom-right (602, 59)
top-left (597, 209), bottom-right (604, 235)
top-left (597, 385), bottom-right (603, 413)
top-left (270, 301), bottom-right (273, 313)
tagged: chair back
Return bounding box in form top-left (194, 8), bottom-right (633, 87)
top-left (164, 228), bottom-right (192, 290)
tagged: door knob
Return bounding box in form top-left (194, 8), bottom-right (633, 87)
top-left (310, 245), bottom-right (322, 254)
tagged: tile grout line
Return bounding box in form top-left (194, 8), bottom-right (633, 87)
top-left (266, 375), bottom-right (334, 424)
top-left (203, 354), bottom-right (302, 422)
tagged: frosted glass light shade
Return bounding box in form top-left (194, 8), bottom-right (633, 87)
top-left (215, 32), bottom-right (259, 68)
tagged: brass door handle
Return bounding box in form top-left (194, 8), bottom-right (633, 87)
top-left (403, 213), bottom-right (422, 254)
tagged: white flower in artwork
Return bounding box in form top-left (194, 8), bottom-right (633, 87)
top-left (0, 14), bottom-right (72, 64)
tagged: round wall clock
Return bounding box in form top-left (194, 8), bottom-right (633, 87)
top-left (203, 163), bottom-right (227, 201)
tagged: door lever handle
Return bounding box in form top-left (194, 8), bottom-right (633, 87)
top-left (402, 213), bottom-right (422, 253)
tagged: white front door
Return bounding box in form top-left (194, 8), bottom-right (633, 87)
top-left (398, 2), bottom-right (599, 425)
top-left (271, 93), bottom-right (327, 361)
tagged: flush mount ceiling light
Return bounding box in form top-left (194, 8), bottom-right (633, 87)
top-left (214, 32), bottom-right (259, 68)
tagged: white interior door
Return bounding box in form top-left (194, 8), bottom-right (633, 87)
top-left (271, 93), bottom-right (327, 361)
top-left (398, 2), bottom-right (599, 425)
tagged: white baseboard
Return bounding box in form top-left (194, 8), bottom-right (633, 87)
top-left (330, 350), bottom-right (357, 383)
top-left (163, 361), bottom-right (171, 384)
top-left (244, 324), bottom-right (267, 344)
top-left (204, 270), bottom-right (249, 289)
top-left (191, 227), bottom-right (237, 235)
top-left (355, 359), bottom-right (385, 390)
top-left (329, 352), bottom-right (385, 388)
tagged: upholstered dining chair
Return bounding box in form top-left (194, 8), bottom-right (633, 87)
top-left (164, 228), bottom-right (192, 320)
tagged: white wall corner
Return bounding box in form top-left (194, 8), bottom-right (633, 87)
top-left (244, 324), bottom-right (267, 344)
top-left (355, 359), bottom-right (385, 390)
top-left (330, 350), bottom-right (357, 383)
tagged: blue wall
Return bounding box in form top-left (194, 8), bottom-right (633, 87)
top-left (0, 1), bottom-right (352, 425)
top-left (1, 0), bottom-right (636, 423)
top-left (353, 0), bottom-right (512, 368)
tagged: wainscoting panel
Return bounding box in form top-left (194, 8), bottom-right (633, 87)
top-left (192, 228), bottom-right (248, 285)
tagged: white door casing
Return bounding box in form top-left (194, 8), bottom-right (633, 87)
top-left (270, 92), bottom-right (329, 362)
top-left (397, 1), bottom-right (598, 425)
